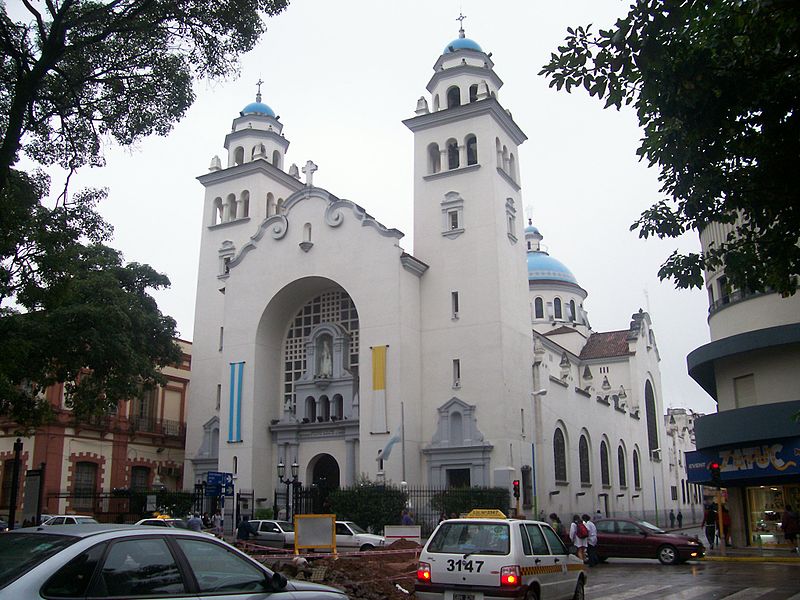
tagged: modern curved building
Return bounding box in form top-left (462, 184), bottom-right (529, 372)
top-left (685, 221), bottom-right (800, 547)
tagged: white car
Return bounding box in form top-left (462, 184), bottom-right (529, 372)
top-left (249, 519), bottom-right (295, 548)
top-left (41, 515), bottom-right (99, 526)
top-left (335, 520), bottom-right (385, 551)
top-left (416, 515), bottom-right (586, 600)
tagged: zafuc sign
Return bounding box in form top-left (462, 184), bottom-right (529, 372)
top-left (686, 437), bottom-right (800, 483)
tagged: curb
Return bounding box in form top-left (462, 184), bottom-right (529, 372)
top-left (700, 555), bottom-right (800, 563)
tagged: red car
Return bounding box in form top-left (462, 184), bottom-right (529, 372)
top-left (594, 517), bottom-right (705, 565)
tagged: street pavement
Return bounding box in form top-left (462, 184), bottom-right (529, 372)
top-left (670, 524), bottom-right (800, 563)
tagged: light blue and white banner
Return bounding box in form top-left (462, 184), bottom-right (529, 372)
top-left (228, 361), bottom-right (245, 442)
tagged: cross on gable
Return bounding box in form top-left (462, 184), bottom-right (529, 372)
top-left (302, 160), bottom-right (318, 187)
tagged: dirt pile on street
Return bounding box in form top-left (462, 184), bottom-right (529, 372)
top-left (266, 539), bottom-right (421, 599)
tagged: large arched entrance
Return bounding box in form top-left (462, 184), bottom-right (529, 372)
top-left (309, 454), bottom-right (340, 513)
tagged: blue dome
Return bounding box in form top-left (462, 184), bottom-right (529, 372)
top-left (240, 101), bottom-right (275, 117)
top-left (527, 251), bottom-right (579, 285)
top-left (444, 37), bottom-right (482, 53)
top-left (524, 223), bottom-right (540, 235)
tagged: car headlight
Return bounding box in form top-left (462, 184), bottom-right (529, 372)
top-left (687, 540), bottom-right (700, 546)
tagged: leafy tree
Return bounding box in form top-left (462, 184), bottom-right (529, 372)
top-left (0, 0), bottom-right (289, 190)
top-left (540, 0), bottom-right (799, 295)
top-left (0, 0), bottom-right (289, 429)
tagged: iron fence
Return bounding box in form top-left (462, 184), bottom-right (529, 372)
top-left (45, 488), bottom-right (200, 523)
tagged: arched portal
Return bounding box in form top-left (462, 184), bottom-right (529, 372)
top-left (311, 453), bottom-right (340, 489)
top-left (309, 453), bottom-right (341, 513)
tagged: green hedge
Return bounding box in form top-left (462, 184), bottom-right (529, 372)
top-left (430, 487), bottom-right (511, 517)
top-left (327, 484), bottom-right (408, 534)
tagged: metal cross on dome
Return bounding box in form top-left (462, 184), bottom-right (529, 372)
top-left (256, 78), bottom-right (264, 102)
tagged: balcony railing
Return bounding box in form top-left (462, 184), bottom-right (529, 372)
top-left (709, 288), bottom-right (769, 316)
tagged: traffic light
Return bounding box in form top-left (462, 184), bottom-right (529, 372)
top-left (512, 480), bottom-right (520, 499)
top-left (709, 461), bottom-right (722, 486)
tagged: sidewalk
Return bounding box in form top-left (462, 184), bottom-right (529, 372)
top-left (668, 524), bottom-right (800, 563)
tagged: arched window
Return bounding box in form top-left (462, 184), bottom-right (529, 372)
top-left (447, 86), bottom-right (461, 108)
top-left (428, 143), bottom-right (441, 174)
top-left (554, 428), bottom-right (567, 482)
top-left (234, 146), bottom-right (244, 166)
top-left (433, 94), bottom-right (440, 111)
top-left (276, 198), bottom-right (285, 215)
top-left (534, 297), bottom-right (544, 319)
top-left (303, 222), bottom-right (312, 243)
top-left (554, 298), bottom-right (563, 319)
top-left (333, 394), bottom-right (343, 419)
top-left (633, 449), bottom-right (641, 488)
top-left (618, 446), bottom-right (627, 487)
top-left (272, 150), bottom-right (282, 169)
top-left (225, 193), bottom-right (236, 221)
top-left (320, 395), bottom-right (330, 421)
top-left (509, 153), bottom-right (516, 181)
top-left (447, 139), bottom-right (460, 170)
top-left (569, 300), bottom-right (577, 322)
top-left (579, 435), bottom-right (591, 484)
top-left (251, 144), bottom-right (265, 159)
top-left (266, 192), bottom-right (276, 216)
top-left (600, 441), bottom-right (610, 486)
top-left (466, 135), bottom-right (478, 166)
top-left (239, 190), bottom-right (250, 218)
top-left (213, 197), bottom-right (223, 225)
top-left (645, 380), bottom-right (659, 454)
top-left (469, 84), bottom-right (478, 102)
top-left (305, 396), bottom-right (316, 422)
top-left (502, 146), bottom-right (509, 171)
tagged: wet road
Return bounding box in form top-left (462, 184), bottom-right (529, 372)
top-left (585, 559), bottom-right (800, 599)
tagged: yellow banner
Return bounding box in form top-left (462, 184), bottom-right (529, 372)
top-left (372, 345), bottom-right (387, 390)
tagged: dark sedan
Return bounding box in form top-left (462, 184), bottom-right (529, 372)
top-left (594, 517), bottom-right (705, 564)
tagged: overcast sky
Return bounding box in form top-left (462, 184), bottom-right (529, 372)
top-left (26, 1), bottom-right (717, 414)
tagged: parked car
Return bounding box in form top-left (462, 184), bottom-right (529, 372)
top-left (249, 519), bottom-right (295, 548)
top-left (335, 521), bottom-right (385, 551)
top-left (42, 515), bottom-right (99, 526)
top-left (416, 514), bottom-right (585, 600)
top-left (594, 517), bottom-right (705, 564)
top-left (134, 517), bottom-right (189, 529)
top-left (0, 524), bottom-right (347, 598)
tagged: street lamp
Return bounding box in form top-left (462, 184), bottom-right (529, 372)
top-left (277, 460), bottom-right (300, 520)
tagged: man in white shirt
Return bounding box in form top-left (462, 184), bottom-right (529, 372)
top-left (582, 514), bottom-right (599, 567)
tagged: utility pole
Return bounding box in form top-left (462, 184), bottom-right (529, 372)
top-left (8, 438), bottom-right (23, 530)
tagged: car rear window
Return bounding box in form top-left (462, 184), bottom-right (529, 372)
top-left (427, 522), bottom-right (510, 555)
top-left (0, 533), bottom-right (76, 589)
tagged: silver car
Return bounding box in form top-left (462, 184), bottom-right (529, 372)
top-left (0, 524), bottom-right (348, 599)
top-left (249, 519), bottom-right (295, 548)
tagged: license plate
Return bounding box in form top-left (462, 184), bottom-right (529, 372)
top-left (453, 595), bottom-right (475, 600)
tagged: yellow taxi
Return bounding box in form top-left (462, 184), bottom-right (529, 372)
top-left (416, 510), bottom-right (586, 600)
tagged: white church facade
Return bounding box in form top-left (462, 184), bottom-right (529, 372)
top-left (185, 25), bottom-right (680, 522)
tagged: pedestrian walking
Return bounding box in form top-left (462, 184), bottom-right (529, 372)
top-left (669, 509), bottom-right (675, 528)
top-left (401, 509), bottom-right (414, 526)
top-left (549, 513), bottom-right (568, 545)
top-left (212, 510), bottom-right (223, 537)
top-left (702, 504), bottom-right (716, 549)
top-left (569, 514), bottom-right (589, 561)
top-left (186, 513), bottom-right (203, 531)
top-left (781, 504), bottom-right (799, 553)
top-left (235, 516), bottom-right (256, 546)
top-left (582, 514), bottom-right (599, 567)
top-left (677, 510), bottom-right (683, 528)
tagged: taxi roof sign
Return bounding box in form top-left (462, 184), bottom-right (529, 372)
top-left (465, 509), bottom-right (507, 519)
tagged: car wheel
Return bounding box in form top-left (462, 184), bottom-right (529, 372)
top-left (524, 587), bottom-right (540, 600)
top-left (359, 544), bottom-right (374, 551)
top-left (657, 544), bottom-right (679, 565)
top-left (572, 579), bottom-right (585, 600)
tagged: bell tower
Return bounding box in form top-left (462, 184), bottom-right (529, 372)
top-left (403, 19), bottom-right (535, 488)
